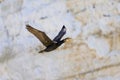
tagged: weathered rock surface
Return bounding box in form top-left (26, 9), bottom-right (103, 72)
top-left (0, 0), bottom-right (120, 80)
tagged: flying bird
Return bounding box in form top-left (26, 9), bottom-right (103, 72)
top-left (26, 25), bottom-right (71, 53)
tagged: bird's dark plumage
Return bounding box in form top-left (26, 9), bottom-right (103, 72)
top-left (26, 25), bottom-right (53, 47)
top-left (53, 25), bottom-right (66, 42)
top-left (26, 25), bottom-right (70, 53)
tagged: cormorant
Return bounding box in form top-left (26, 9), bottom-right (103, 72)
top-left (26, 24), bottom-right (71, 53)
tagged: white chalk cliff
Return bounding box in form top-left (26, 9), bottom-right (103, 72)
top-left (0, 0), bottom-right (120, 80)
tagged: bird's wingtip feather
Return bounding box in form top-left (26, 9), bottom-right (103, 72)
top-left (26, 24), bottom-right (31, 28)
top-left (63, 25), bottom-right (65, 28)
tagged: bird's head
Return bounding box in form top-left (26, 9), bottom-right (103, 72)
top-left (63, 37), bottom-right (72, 43)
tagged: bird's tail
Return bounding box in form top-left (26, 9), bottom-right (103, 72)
top-left (39, 50), bottom-right (45, 53)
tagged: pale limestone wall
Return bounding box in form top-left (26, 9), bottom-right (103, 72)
top-left (65, 0), bottom-right (120, 79)
top-left (66, 0), bottom-right (120, 56)
top-left (0, 0), bottom-right (120, 80)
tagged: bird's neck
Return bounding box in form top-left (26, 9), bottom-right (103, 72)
top-left (57, 40), bottom-right (64, 46)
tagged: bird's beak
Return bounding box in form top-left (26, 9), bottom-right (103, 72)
top-left (65, 38), bottom-right (72, 42)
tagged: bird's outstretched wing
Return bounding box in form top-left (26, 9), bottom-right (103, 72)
top-left (26, 25), bottom-right (53, 47)
top-left (53, 25), bottom-right (66, 42)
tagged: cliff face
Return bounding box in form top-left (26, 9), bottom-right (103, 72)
top-left (67, 0), bottom-right (120, 56)
top-left (0, 0), bottom-right (120, 80)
